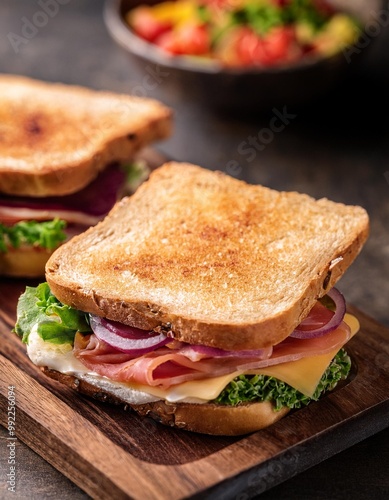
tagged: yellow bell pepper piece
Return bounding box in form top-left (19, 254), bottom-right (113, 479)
top-left (151, 1), bottom-right (198, 25)
top-left (315, 14), bottom-right (360, 56)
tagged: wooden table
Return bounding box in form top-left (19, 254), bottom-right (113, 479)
top-left (1, 0), bottom-right (388, 498)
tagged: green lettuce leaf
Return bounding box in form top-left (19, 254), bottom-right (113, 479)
top-left (14, 285), bottom-right (48, 343)
top-left (214, 349), bottom-right (351, 411)
top-left (122, 161), bottom-right (149, 191)
top-left (0, 219), bottom-right (67, 253)
top-left (14, 282), bottom-right (90, 344)
top-left (36, 321), bottom-right (79, 345)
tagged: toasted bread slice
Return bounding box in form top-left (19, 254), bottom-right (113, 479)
top-left (0, 75), bottom-right (172, 197)
top-left (46, 163), bottom-right (369, 350)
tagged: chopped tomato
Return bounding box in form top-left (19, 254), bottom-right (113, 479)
top-left (198, 0), bottom-right (231, 7)
top-left (235, 28), bottom-right (268, 66)
top-left (235, 26), bottom-right (298, 67)
top-left (156, 31), bottom-right (182, 54)
top-left (129, 7), bottom-right (171, 43)
top-left (263, 26), bottom-right (297, 64)
top-left (177, 24), bottom-right (210, 55)
top-left (157, 24), bottom-right (210, 56)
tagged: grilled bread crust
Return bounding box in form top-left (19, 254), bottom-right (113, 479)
top-left (46, 162), bottom-right (369, 350)
top-left (42, 367), bottom-right (290, 436)
top-left (0, 74), bottom-right (172, 197)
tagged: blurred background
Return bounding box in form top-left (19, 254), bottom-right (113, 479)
top-left (1, 0), bottom-right (388, 326)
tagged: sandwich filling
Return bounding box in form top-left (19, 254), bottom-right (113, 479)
top-left (0, 162), bottom-right (147, 254)
top-left (15, 283), bottom-right (357, 409)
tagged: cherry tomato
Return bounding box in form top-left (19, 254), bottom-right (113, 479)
top-left (235, 26), bottom-right (296, 66)
top-left (235, 28), bottom-right (267, 66)
top-left (130, 7), bottom-right (171, 43)
top-left (263, 27), bottom-right (296, 63)
top-left (157, 24), bottom-right (210, 56)
top-left (177, 24), bottom-right (210, 55)
top-left (156, 31), bottom-right (182, 54)
top-left (271, 0), bottom-right (291, 6)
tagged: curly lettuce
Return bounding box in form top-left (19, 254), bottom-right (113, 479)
top-left (122, 161), bottom-right (149, 191)
top-left (214, 349), bottom-right (351, 411)
top-left (0, 219), bottom-right (67, 253)
top-left (14, 282), bottom-right (90, 345)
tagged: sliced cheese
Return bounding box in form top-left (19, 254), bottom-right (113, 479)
top-left (129, 372), bottom-right (237, 402)
top-left (27, 313), bottom-right (359, 404)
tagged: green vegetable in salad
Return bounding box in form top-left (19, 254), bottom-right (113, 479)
top-left (281, 0), bottom-right (329, 31)
top-left (129, 0), bottom-right (360, 66)
top-left (233, 4), bottom-right (284, 35)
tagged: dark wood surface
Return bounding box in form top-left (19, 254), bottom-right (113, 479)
top-left (0, 0), bottom-right (389, 498)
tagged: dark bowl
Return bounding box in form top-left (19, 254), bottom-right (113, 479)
top-left (104, 0), bottom-right (380, 112)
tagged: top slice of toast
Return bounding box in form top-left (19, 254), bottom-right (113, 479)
top-left (0, 75), bottom-right (172, 197)
top-left (46, 162), bottom-right (369, 350)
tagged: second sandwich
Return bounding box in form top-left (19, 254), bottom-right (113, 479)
top-left (0, 75), bottom-right (172, 277)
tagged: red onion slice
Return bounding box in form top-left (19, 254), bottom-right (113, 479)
top-left (290, 288), bottom-right (346, 339)
top-left (0, 163), bottom-right (126, 217)
top-left (89, 315), bottom-right (171, 355)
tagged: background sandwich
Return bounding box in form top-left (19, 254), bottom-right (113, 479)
top-left (0, 74), bottom-right (172, 277)
top-left (14, 163), bottom-right (369, 435)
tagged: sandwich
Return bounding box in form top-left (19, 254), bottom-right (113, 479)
top-left (0, 74), bottom-right (172, 277)
top-left (14, 163), bottom-right (369, 435)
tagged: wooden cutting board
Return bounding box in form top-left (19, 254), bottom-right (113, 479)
top-left (1, 278), bottom-right (389, 500)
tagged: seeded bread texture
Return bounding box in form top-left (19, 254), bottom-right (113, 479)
top-left (0, 74), bottom-right (172, 196)
top-left (46, 162), bottom-right (369, 350)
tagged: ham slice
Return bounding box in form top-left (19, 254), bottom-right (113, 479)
top-left (73, 321), bottom-right (351, 389)
top-left (0, 206), bottom-right (100, 226)
top-left (0, 163), bottom-right (126, 226)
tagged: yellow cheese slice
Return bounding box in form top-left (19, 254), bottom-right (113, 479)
top-left (125, 313), bottom-right (359, 402)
